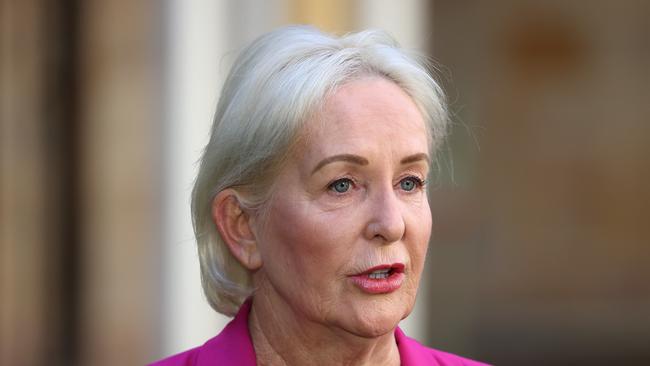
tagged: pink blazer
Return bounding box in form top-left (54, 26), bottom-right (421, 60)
top-left (149, 301), bottom-right (489, 366)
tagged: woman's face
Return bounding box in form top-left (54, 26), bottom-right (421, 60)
top-left (252, 77), bottom-right (432, 338)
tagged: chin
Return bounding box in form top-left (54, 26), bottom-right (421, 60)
top-left (343, 297), bottom-right (413, 338)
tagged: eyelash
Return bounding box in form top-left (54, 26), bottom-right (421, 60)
top-left (327, 177), bottom-right (357, 194)
top-left (401, 176), bottom-right (427, 190)
top-left (327, 175), bottom-right (427, 194)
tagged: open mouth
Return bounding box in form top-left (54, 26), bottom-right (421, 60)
top-left (368, 269), bottom-right (391, 279)
top-left (349, 263), bottom-right (406, 294)
top-left (362, 263), bottom-right (405, 279)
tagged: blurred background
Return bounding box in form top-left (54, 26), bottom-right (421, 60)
top-left (1, 0), bottom-right (649, 365)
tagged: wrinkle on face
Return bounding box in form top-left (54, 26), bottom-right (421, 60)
top-left (251, 76), bottom-right (432, 345)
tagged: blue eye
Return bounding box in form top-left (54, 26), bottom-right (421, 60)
top-left (329, 178), bottom-right (352, 193)
top-left (400, 177), bottom-right (423, 191)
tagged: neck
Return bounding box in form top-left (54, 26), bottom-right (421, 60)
top-left (248, 290), bottom-right (400, 366)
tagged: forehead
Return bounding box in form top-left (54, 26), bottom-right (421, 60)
top-left (299, 77), bottom-right (429, 159)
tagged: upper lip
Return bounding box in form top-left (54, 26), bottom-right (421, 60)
top-left (356, 263), bottom-right (405, 275)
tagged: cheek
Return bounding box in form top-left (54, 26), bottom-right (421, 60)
top-left (259, 198), bottom-right (356, 282)
top-left (420, 206), bottom-right (433, 248)
top-left (409, 202), bottom-right (432, 274)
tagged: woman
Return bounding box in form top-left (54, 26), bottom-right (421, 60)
top-left (151, 26), bottom-right (488, 366)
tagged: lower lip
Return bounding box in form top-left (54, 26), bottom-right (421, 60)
top-left (349, 272), bottom-right (405, 294)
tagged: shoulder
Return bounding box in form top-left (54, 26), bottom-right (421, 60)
top-left (426, 347), bottom-right (490, 366)
top-left (395, 327), bottom-right (491, 366)
top-left (147, 300), bottom-right (257, 366)
top-left (146, 327), bottom-right (254, 366)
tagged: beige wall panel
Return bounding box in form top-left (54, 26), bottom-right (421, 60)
top-left (432, 0), bottom-right (650, 363)
top-left (288, 0), bottom-right (355, 33)
top-left (76, 1), bottom-right (162, 364)
top-left (0, 1), bottom-right (49, 365)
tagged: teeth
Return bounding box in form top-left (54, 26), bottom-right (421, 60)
top-left (368, 269), bottom-right (391, 279)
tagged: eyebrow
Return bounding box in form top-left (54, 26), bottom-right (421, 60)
top-left (311, 154), bottom-right (369, 175)
top-left (311, 152), bottom-right (430, 175)
top-left (400, 153), bottom-right (430, 165)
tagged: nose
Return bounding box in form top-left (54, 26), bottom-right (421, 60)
top-left (363, 187), bottom-right (406, 243)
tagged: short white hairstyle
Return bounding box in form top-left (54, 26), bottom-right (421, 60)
top-left (191, 25), bottom-right (448, 316)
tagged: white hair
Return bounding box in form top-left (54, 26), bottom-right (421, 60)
top-left (191, 25), bottom-right (448, 316)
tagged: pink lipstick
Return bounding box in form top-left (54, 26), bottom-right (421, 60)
top-left (349, 263), bottom-right (405, 294)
